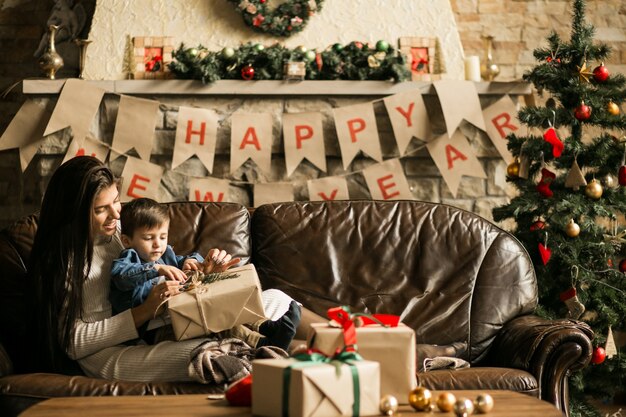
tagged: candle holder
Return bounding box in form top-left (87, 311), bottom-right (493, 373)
top-left (74, 39), bottom-right (92, 79)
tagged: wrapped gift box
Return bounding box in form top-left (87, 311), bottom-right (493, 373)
top-left (168, 264), bottom-right (265, 341)
top-left (307, 322), bottom-right (416, 403)
top-left (252, 358), bottom-right (380, 417)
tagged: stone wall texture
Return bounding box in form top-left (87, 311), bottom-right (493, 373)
top-left (0, 0), bottom-right (625, 229)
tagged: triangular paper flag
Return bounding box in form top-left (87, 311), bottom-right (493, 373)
top-left (111, 95), bottom-right (160, 161)
top-left (173, 106), bottom-right (218, 172)
top-left (426, 130), bottom-right (487, 197)
top-left (63, 135), bottom-right (109, 163)
top-left (434, 80), bottom-right (486, 133)
top-left (481, 95), bottom-right (518, 161)
top-left (538, 243), bottom-right (551, 265)
top-left (188, 177), bottom-right (230, 202)
top-left (230, 113), bottom-right (272, 175)
top-left (383, 90), bottom-right (433, 155)
top-left (333, 102), bottom-right (382, 169)
top-left (362, 158), bottom-right (413, 200)
top-left (605, 326), bottom-right (617, 359)
top-left (119, 156), bottom-right (164, 202)
top-left (254, 183), bottom-right (293, 207)
top-left (283, 112), bottom-right (326, 176)
top-left (565, 159), bottom-right (587, 190)
top-left (518, 153), bottom-right (530, 179)
top-left (307, 176), bottom-right (350, 201)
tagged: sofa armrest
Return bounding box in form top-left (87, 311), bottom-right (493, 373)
top-left (0, 343), bottom-right (12, 377)
top-left (487, 314), bottom-right (593, 414)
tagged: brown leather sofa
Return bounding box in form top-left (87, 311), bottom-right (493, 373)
top-left (0, 200), bottom-right (593, 417)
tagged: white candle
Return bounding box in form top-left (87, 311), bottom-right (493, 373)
top-left (464, 55), bottom-right (481, 82)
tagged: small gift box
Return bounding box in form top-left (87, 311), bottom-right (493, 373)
top-left (307, 307), bottom-right (417, 404)
top-left (252, 354), bottom-right (380, 417)
top-left (168, 264), bottom-right (265, 341)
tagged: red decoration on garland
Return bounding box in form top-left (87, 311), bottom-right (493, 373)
top-left (543, 127), bottom-right (564, 158)
top-left (592, 62), bottom-right (609, 82)
top-left (574, 101), bottom-right (592, 121)
top-left (252, 14), bottom-right (265, 27)
top-left (619, 259), bottom-right (626, 273)
top-left (538, 242), bottom-right (552, 265)
top-left (536, 168), bottom-right (556, 197)
top-left (619, 166), bottom-right (626, 186)
top-left (241, 64), bottom-right (255, 80)
top-left (591, 346), bottom-right (606, 364)
top-left (225, 374), bottom-right (252, 406)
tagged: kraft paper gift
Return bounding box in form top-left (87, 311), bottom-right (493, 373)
top-left (251, 357), bottom-right (380, 417)
top-left (307, 322), bottom-right (417, 404)
top-left (168, 264), bottom-right (265, 341)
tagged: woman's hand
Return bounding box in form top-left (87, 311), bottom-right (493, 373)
top-left (202, 248), bottom-right (241, 273)
top-left (130, 280), bottom-right (182, 328)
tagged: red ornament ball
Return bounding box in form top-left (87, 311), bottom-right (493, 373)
top-left (619, 259), bottom-right (626, 273)
top-left (593, 63), bottom-right (609, 82)
top-left (241, 64), bottom-right (255, 80)
top-left (619, 166), bottom-right (626, 186)
top-left (574, 102), bottom-right (592, 121)
top-left (530, 221), bottom-right (546, 231)
top-left (591, 346), bottom-right (606, 365)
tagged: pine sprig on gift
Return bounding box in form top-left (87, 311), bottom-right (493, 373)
top-left (182, 270), bottom-right (240, 291)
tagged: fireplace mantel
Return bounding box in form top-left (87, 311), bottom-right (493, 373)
top-left (22, 80), bottom-right (532, 97)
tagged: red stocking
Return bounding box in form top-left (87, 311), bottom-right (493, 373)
top-left (543, 127), bottom-right (564, 158)
top-left (537, 168), bottom-right (556, 197)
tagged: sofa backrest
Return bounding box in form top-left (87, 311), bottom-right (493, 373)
top-left (251, 200), bottom-right (538, 362)
top-left (0, 202), bottom-right (251, 373)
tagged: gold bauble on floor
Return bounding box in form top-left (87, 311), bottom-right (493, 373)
top-left (408, 387), bottom-right (432, 411)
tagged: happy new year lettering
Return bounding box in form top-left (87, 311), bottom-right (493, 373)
top-left (491, 112), bottom-right (518, 138)
top-left (445, 144), bottom-right (468, 169)
top-left (395, 102), bottom-right (415, 127)
top-left (127, 174), bottom-right (150, 198)
top-left (317, 189), bottom-right (338, 201)
top-left (347, 118), bottom-right (366, 143)
top-left (295, 124), bottom-right (314, 149)
top-left (193, 190), bottom-right (224, 202)
top-left (239, 127), bottom-right (262, 150)
top-left (186, 120), bottom-right (206, 145)
top-left (377, 174), bottom-right (400, 200)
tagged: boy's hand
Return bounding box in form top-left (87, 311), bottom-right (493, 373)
top-left (155, 264), bottom-right (187, 282)
top-left (182, 258), bottom-right (201, 271)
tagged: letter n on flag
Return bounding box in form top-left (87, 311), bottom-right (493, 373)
top-left (333, 102), bottom-right (382, 170)
top-left (230, 113), bottom-right (272, 175)
top-left (307, 176), bottom-right (349, 201)
top-left (120, 156), bottom-right (164, 202)
top-left (283, 112), bottom-right (326, 176)
top-left (481, 95), bottom-right (519, 162)
top-left (426, 130), bottom-right (486, 198)
top-left (362, 158), bottom-right (413, 201)
top-left (173, 106), bottom-right (218, 172)
top-left (188, 177), bottom-right (229, 202)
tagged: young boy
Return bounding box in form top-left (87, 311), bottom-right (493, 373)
top-left (110, 198), bottom-right (300, 350)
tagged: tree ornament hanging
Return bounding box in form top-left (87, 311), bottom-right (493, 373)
top-left (227, 0), bottom-right (324, 37)
top-left (574, 101), bottom-right (592, 120)
top-left (619, 166), bottom-right (626, 186)
top-left (605, 327), bottom-right (618, 359)
top-left (591, 346), bottom-right (606, 364)
top-left (506, 158), bottom-right (520, 178)
top-left (585, 178), bottom-right (603, 199)
top-left (607, 101), bottom-right (620, 116)
top-left (592, 62), bottom-right (609, 82)
top-left (619, 258), bottom-right (626, 273)
top-left (565, 158), bottom-right (587, 190)
top-left (601, 173), bottom-right (616, 189)
top-left (538, 233), bottom-right (551, 265)
top-left (536, 168), bottom-right (556, 197)
top-left (577, 59), bottom-right (593, 83)
top-left (565, 219), bottom-right (580, 237)
top-left (241, 64), bottom-right (255, 80)
top-left (530, 220), bottom-right (546, 231)
top-left (543, 127), bottom-right (564, 157)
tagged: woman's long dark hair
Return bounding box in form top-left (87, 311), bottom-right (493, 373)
top-left (29, 156), bottom-right (116, 372)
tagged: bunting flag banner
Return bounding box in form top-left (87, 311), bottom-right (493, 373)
top-left (434, 80), bottom-right (486, 133)
top-left (111, 95), bottom-right (160, 161)
top-left (254, 183), bottom-right (293, 207)
top-left (63, 135), bottom-right (110, 163)
top-left (231, 113), bottom-right (272, 175)
top-left (383, 89), bottom-right (433, 154)
top-left (426, 130), bottom-right (487, 197)
top-left (333, 102), bottom-right (382, 169)
top-left (362, 158), bottom-right (413, 200)
top-left (43, 79), bottom-right (105, 144)
top-left (307, 176), bottom-right (350, 201)
top-left (173, 106), bottom-right (219, 171)
top-left (119, 156), bottom-right (164, 202)
top-left (188, 176), bottom-right (230, 202)
top-left (482, 95), bottom-right (518, 162)
top-left (0, 99), bottom-right (51, 171)
top-left (283, 111), bottom-right (326, 176)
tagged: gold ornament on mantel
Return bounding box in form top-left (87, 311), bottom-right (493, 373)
top-left (38, 24), bottom-right (64, 79)
top-left (585, 178), bottom-right (603, 199)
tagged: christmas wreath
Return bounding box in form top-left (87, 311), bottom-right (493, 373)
top-left (228, 0), bottom-right (324, 37)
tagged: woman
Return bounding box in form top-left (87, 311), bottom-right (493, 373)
top-left (29, 156), bottom-right (309, 381)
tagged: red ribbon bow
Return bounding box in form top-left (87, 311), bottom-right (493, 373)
top-left (326, 306), bottom-right (400, 352)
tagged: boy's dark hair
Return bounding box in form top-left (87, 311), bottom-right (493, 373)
top-left (120, 198), bottom-right (169, 237)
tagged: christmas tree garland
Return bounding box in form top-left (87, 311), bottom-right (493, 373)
top-left (228, 0), bottom-right (324, 37)
top-left (168, 41), bottom-right (411, 83)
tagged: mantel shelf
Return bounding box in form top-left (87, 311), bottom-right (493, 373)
top-left (22, 79), bottom-right (532, 97)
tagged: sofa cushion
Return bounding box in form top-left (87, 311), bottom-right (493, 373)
top-left (251, 201), bottom-right (537, 363)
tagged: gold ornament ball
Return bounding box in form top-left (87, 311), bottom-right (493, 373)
top-left (436, 392), bottom-right (457, 412)
top-left (408, 387), bottom-right (432, 411)
top-left (379, 394), bottom-right (399, 416)
top-left (602, 174), bottom-right (616, 189)
top-left (585, 179), bottom-right (603, 199)
top-left (506, 159), bottom-right (520, 178)
top-left (607, 101), bottom-right (620, 116)
top-left (565, 219), bottom-right (580, 238)
top-left (474, 393), bottom-right (495, 414)
top-left (453, 398), bottom-right (475, 417)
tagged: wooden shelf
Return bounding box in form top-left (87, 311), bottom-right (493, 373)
top-left (22, 79), bottom-right (532, 97)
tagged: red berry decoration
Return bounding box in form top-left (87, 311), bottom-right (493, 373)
top-left (574, 101), bottom-right (592, 121)
top-left (241, 64), bottom-right (255, 80)
top-left (619, 259), bottom-right (626, 273)
top-left (619, 166), bottom-right (626, 186)
top-left (591, 346), bottom-right (606, 365)
top-left (592, 62), bottom-right (609, 82)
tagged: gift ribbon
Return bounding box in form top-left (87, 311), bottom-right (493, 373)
top-left (327, 306), bottom-right (400, 352)
top-left (282, 350), bottom-right (362, 417)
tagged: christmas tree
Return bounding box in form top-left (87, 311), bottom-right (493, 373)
top-left (492, 1), bottom-right (626, 416)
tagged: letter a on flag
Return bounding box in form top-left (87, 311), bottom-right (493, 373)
top-left (230, 113), bottom-right (272, 175)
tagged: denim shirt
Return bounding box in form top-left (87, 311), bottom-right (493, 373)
top-left (109, 246), bottom-right (204, 314)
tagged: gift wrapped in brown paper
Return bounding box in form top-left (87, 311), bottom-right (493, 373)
top-left (307, 322), bottom-right (417, 404)
top-left (168, 264), bottom-right (265, 341)
top-left (251, 357), bottom-right (380, 417)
